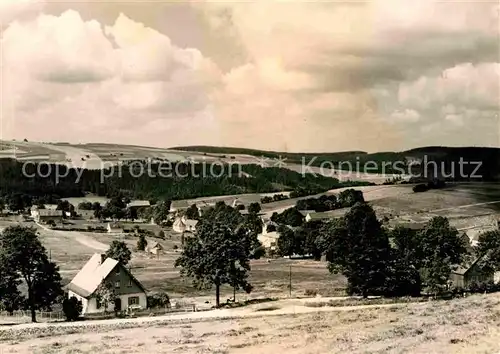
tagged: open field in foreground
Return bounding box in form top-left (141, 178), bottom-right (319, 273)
top-left (2, 293), bottom-right (500, 353)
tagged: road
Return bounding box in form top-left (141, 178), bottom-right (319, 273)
top-left (36, 222), bottom-right (107, 251)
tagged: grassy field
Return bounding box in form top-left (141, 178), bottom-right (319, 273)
top-left (2, 293), bottom-right (500, 353)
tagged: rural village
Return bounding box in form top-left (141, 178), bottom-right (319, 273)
top-left (0, 0), bottom-right (499, 353)
top-left (1, 141), bottom-right (500, 353)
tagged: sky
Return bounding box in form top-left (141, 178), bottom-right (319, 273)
top-left (0, 0), bottom-right (498, 153)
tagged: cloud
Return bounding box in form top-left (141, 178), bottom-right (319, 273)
top-left (1, 10), bottom-right (222, 147)
top-left (0, 1), bottom-right (498, 151)
top-left (398, 63), bottom-right (500, 111)
top-left (390, 109), bottom-right (421, 123)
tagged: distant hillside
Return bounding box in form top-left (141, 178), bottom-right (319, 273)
top-left (174, 145), bottom-right (500, 178)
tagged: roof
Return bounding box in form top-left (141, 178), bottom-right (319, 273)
top-left (38, 209), bottom-right (62, 217)
top-left (68, 254), bottom-right (146, 297)
top-left (451, 253), bottom-right (490, 276)
top-left (149, 241), bottom-right (163, 249)
top-left (299, 210), bottom-right (316, 216)
top-left (185, 219), bottom-right (198, 227)
top-left (305, 212), bottom-right (330, 220)
top-left (127, 200), bottom-right (151, 208)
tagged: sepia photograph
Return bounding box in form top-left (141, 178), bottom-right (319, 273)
top-left (0, 0), bottom-right (499, 353)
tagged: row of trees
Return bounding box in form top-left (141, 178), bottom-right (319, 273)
top-left (275, 202), bottom-right (471, 296)
top-left (295, 189), bottom-right (365, 212)
top-left (0, 159), bottom-right (372, 204)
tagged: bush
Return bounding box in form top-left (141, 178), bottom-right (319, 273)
top-left (413, 184), bottom-right (429, 193)
top-left (158, 230), bottom-right (165, 239)
top-left (147, 292), bottom-right (171, 309)
top-left (304, 289), bottom-right (318, 297)
top-left (62, 296), bottom-right (83, 321)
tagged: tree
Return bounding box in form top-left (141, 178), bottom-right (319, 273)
top-left (248, 202), bottom-right (261, 215)
top-left (416, 217), bottom-right (468, 295)
top-left (337, 189), bottom-right (364, 208)
top-left (63, 296), bottom-right (83, 321)
top-left (175, 222), bottom-right (252, 307)
top-left (0, 258), bottom-right (22, 314)
top-left (325, 202), bottom-right (390, 297)
top-left (94, 281), bottom-right (115, 314)
top-left (276, 225), bottom-right (296, 257)
top-left (78, 202), bottom-right (93, 210)
top-left (476, 230), bottom-right (500, 269)
top-left (271, 207), bottom-right (305, 227)
top-left (137, 234), bottom-right (147, 251)
top-left (158, 230), bottom-right (165, 240)
top-left (185, 204), bottom-right (200, 220)
top-left (105, 241), bottom-right (132, 265)
top-left (0, 226), bottom-right (63, 322)
top-left (152, 201), bottom-right (171, 225)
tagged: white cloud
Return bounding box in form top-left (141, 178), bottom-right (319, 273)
top-left (398, 63), bottom-right (500, 116)
top-left (390, 109), bottom-right (421, 123)
top-left (0, 1), bottom-right (498, 151)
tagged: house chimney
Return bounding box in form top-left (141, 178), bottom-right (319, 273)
top-left (100, 254), bottom-right (106, 264)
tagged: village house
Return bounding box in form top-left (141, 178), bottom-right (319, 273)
top-left (258, 231), bottom-right (279, 251)
top-left (146, 241), bottom-right (164, 255)
top-left (67, 254), bottom-right (147, 315)
top-left (172, 216), bottom-right (198, 233)
top-left (30, 206), bottom-right (63, 223)
top-left (107, 222), bottom-right (124, 234)
top-left (449, 253), bottom-right (496, 289)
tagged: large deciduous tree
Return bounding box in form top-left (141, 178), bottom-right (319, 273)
top-left (416, 217), bottom-right (468, 294)
top-left (0, 226), bottom-right (63, 322)
top-left (175, 221), bottom-right (252, 307)
top-left (324, 202), bottom-right (391, 297)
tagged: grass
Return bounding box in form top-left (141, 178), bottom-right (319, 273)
top-left (3, 293), bottom-right (500, 353)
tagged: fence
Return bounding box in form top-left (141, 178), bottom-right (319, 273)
top-left (0, 310), bottom-right (64, 324)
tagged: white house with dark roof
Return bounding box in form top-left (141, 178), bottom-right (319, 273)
top-left (67, 254), bottom-right (147, 314)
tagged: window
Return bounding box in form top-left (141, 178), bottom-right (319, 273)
top-left (127, 279), bottom-right (133, 287)
top-left (115, 281), bottom-right (120, 288)
top-left (128, 296), bottom-right (139, 306)
top-left (96, 299), bottom-right (101, 309)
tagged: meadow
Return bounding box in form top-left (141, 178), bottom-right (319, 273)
top-left (2, 292), bottom-right (500, 353)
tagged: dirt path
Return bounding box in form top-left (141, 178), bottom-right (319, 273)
top-left (0, 298), bottom-right (408, 332)
top-left (36, 223), bottom-right (107, 251)
top-left (429, 200), bottom-right (500, 213)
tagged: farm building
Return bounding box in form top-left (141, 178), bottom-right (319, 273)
top-left (67, 254), bottom-right (147, 315)
top-left (172, 216), bottom-right (198, 233)
top-left (304, 212), bottom-right (330, 222)
top-left (232, 198), bottom-right (244, 208)
top-left (258, 231), bottom-right (279, 250)
top-left (449, 254), bottom-right (495, 289)
top-left (30, 207), bottom-right (63, 223)
top-left (146, 241), bottom-right (164, 255)
top-left (107, 223), bottom-right (124, 234)
top-left (126, 200), bottom-right (151, 210)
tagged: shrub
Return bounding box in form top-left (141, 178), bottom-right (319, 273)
top-left (137, 234), bottom-right (147, 251)
top-left (413, 184), bottom-right (429, 193)
top-left (304, 289), bottom-right (318, 297)
top-left (62, 296), bottom-right (83, 321)
top-left (158, 230), bottom-right (165, 239)
top-left (147, 292), bottom-right (171, 309)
